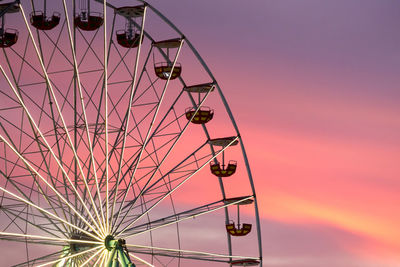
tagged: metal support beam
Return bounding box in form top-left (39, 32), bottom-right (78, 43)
top-left (105, 236), bottom-right (136, 267)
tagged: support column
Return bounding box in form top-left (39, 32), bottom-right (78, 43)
top-left (105, 235), bottom-right (136, 267)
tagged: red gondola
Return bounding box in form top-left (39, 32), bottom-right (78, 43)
top-left (0, 3), bottom-right (19, 48)
top-left (75, 12), bottom-right (103, 31)
top-left (115, 6), bottom-right (145, 48)
top-left (224, 196), bottom-right (253, 237)
top-left (183, 83), bottom-right (215, 124)
top-left (30, 11), bottom-right (60, 31)
top-left (0, 29), bottom-right (18, 48)
top-left (116, 31), bottom-right (141, 48)
top-left (210, 160), bottom-right (237, 177)
top-left (208, 137), bottom-right (239, 177)
top-left (154, 62), bottom-right (181, 80)
top-left (153, 38), bottom-right (183, 80)
top-left (75, 0), bottom-right (103, 31)
top-left (226, 222), bottom-right (252, 236)
top-left (185, 107), bottom-right (214, 124)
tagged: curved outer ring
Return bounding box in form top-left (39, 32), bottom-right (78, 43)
top-left (2, 0), bottom-right (263, 264)
top-left (118, 1), bottom-right (264, 264)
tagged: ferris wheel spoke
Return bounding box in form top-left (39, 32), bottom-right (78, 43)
top-left (4, 62), bottom-right (77, 225)
top-left (18, 4), bottom-right (108, 236)
top-left (0, 65), bottom-right (104, 236)
top-left (116, 137), bottom-right (238, 237)
top-left (0, 129), bottom-right (97, 235)
top-left (102, 0), bottom-right (111, 234)
top-left (61, 0), bottom-right (106, 234)
top-left (110, 40), bottom-right (184, 233)
top-left (36, 245), bottom-right (103, 267)
top-left (110, 5), bottom-right (148, 232)
top-left (126, 244), bottom-right (258, 264)
top-left (106, 32), bottom-right (149, 89)
top-left (107, 77), bottom-right (180, 203)
top-left (104, 139), bottom-right (178, 219)
top-left (85, 14), bottom-right (118, 160)
top-left (93, 250), bottom-right (106, 266)
top-left (97, 54), bottom-right (157, 190)
top-left (0, 1), bottom-right (262, 264)
top-left (1, 204), bottom-right (68, 238)
top-left (0, 231), bottom-right (102, 246)
top-left (0, 133), bottom-right (71, 235)
top-left (109, 83), bottom-right (186, 188)
top-left (80, 247), bottom-right (105, 267)
top-left (1, 52), bottom-right (76, 229)
top-left (113, 141), bottom-right (207, 233)
top-left (121, 196), bottom-right (253, 238)
top-left (0, 184), bottom-right (101, 242)
top-left (0, 164), bottom-right (68, 237)
top-left (1, 188), bottom-right (65, 233)
top-left (124, 84), bottom-right (214, 203)
top-left (0, 160), bottom-right (94, 240)
top-left (1, 203), bottom-right (40, 235)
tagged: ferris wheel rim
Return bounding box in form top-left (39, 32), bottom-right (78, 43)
top-left (0, 0), bottom-right (262, 266)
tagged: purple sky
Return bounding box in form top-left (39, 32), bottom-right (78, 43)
top-left (0, 0), bottom-right (399, 266)
top-left (149, 0), bottom-right (400, 266)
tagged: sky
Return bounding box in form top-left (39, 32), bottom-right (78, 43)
top-left (0, 0), bottom-right (399, 266)
top-left (148, 0), bottom-right (400, 266)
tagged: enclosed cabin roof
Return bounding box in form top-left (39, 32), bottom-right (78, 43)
top-left (224, 196), bottom-right (254, 206)
top-left (116, 5), bottom-right (145, 18)
top-left (0, 3), bottom-right (20, 14)
top-left (230, 259), bottom-right (260, 266)
top-left (152, 37), bottom-right (183, 49)
top-left (208, 136), bottom-right (239, 147)
top-left (183, 82), bottom-right (215, 93)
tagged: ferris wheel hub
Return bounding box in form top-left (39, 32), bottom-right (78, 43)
top-left (104, 235), bottom-right (135, 266)
top-left (104, 234), bottom-right (116, 251)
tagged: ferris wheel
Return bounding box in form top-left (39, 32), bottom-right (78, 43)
top-left (0, 0), bottom-right (262, 266)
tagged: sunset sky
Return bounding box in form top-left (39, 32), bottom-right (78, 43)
top-left (0, 0), bottom-right (399, 266)
top-left (152, 0), bottom-right (400, 266)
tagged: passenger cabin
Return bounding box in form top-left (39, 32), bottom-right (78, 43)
top-left (115, 5), bottom-right (145, 48)
top-left (185, 107), bottom-right (214, 124)
top-left (0, 29), bottom-right (18, 48)
top-left (30, 11), bottom-right (60, 30)
top-left (210, 160), bottom-right (237, 177)
top-left (74, 12), bottom-right (103, 31)
top-left (226, 223), bottom-right (252, 236)
top-left (75, 0), bottom-right (103, 31)
top-left (208, 136), bottom-right (239, 177)
top-left (230, 259), bottom-right (260, 266)
top-left (225, 197), bottom-right (254, 237)
top-left (184, 83), bottom-right (215, 125)
top-left (0, 3), bottom-right (19, 48)
top-left (152, 38), bottom-right (183, 80)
